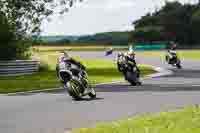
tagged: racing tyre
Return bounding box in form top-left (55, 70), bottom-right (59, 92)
top-left (176, 63), bottom-right (182, 69)
top-left (68, 79), bottom-right (82, 100)
top-left (137, 81), bottom-right (142, 86)
top-left (126, 71), bottom-right (137, 86)
top-left (88, 88), bottom-right (96, 99)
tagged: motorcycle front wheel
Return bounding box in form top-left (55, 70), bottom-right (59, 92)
top-left (88, 88), bottom-right (96, 99)
top-left (68, 79), bottom-right (82, 100)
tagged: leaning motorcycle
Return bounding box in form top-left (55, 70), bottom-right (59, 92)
top-left (165, 50), bottom-right (182, 69)
top-left (117, 56), bottom-right (141, 86)
top-left (105, 48), bottom-right (113, 56)
top-left (57, 61), bottom-right (96, 100)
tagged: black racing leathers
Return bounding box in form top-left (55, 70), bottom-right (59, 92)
top-left (56, 58), bottom-right (86, 84)
top-left (117, 55), bottom-right (140, 78)
top-left (125, 56), bottom-right (140, 78)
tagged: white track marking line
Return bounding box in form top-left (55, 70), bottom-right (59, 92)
top-left (191, 85), bottom-right (200, 87)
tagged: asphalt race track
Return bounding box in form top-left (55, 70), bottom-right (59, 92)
top-left (1, 52), bottom-right (200, 133)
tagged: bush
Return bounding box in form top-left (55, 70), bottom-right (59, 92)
top-left (0, 12), bottom-right (31, 60)
top-left (133, 27), bottom-right (166, 43)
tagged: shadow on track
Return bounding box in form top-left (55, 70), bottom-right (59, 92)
top-left (72, 97), bottom-right (104, 101)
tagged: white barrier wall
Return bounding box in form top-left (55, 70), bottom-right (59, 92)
top-left (0, 60), bottom-right (39, 76)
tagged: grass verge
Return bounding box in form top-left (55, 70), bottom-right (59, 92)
top-left (136, 50), bottom-right (200, 60)
top-left (0, 58), bottom-right (155, 93)
top-left (33, 45), bottom-right (128, 52)
top-left (71, 106), bottom-right (200, 133)
top-left (178, 50), bottom-right (200, 60)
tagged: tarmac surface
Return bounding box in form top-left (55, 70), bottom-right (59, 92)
top-left (1, 51), bottom-right (200, 133)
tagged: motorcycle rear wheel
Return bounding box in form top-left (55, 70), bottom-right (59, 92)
top-left (176, 63), bottom-right (182, 69)
top-left (126, 71), bottom-right (137, 86)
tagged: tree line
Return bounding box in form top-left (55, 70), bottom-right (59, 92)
top-left (36, 32), bottom-right (130, 46)
top-left (131, 1), bottom-right (200, 46)
top-left (1, 0), bottom-right (200, 60)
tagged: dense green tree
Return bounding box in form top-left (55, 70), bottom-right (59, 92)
top-left (0, 12), bottom-right (15, 60)
top-left (132, 1), bottom-right (200, 46)
top-left (0, 12), bottom-right (31, 60)
top-left (0, 0), bottom-right (82, 36)
top-left (0, 12), bottom-right (13, 44)
top-left (190, 9), bottom-right (200, 44)
top-left (0, 0), bottom-right (81, 60)
top-left (76, 32), bottom-right (129, 45)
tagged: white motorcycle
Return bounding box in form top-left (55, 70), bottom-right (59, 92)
top-left (117, 54), bottom-right (141, 86)
top-left (165, 50), bottom-right (182, 69)
top-left (57, 61), bottom-right (96, 100)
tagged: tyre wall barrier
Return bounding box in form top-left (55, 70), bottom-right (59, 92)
top-left (134, 44), bottom-right (167, 50)
top-left (0, 60), bottom-right (40, 77)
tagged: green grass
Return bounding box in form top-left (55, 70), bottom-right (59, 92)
top-left (136, 50), bottom-right (200, 60)
top-left (33, 45), bottom-right (128, 52)
top-left (0, 52), bottom-right (155, 93)
top-left (71, 106), bottom-right (200, 133)
top-left (178, 50), bottom-right (200, 60)
top-left (0, 71), bottom-right (60, 93)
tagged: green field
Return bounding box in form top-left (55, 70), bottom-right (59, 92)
top-left (0, 51), bottom-right (155, 93)
top-left (178, 50), bottom-right (200, 60)
top-left (136, 50), bottom-right (200, 60)
top-left (71, 106), bottom-right (200, 133)
top-left (33, 45), bottom-right (128, 52)
top-left (33, 46), bottom-right (200, 60)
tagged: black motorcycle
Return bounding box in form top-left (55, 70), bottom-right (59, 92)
top-left (117, 55), bottom-right (141, 86)
top-left (105, 48), bottom-right (114, 56)
top-left (165, 50), bottom-right (182, 69)
top-left (57, 61), bottom-right (96, 100)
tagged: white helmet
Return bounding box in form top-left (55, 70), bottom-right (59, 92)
top-left (58, 51), bottom-right (70, 62)
top-left (127, 50), bottom-right (135, 58)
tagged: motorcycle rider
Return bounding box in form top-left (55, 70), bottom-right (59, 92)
top-left (56, 51), bottom-right (96, 98)
top-left (125, 50), bottom-right (141, 82)
top-left (117, 49), bottom-right (141, 83)
top-left (56, 51), bottom-right (86, 88)
top-left (57, 51), bottom-right (86, 70)
top-left (117, 52), bottom-right (126, 74)
top-left (105, 47), bottom-right (114, 56)
top-left (166, 41), bottom-right (178, 63)
top-left (170, 42), bottom-right (177, 50)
